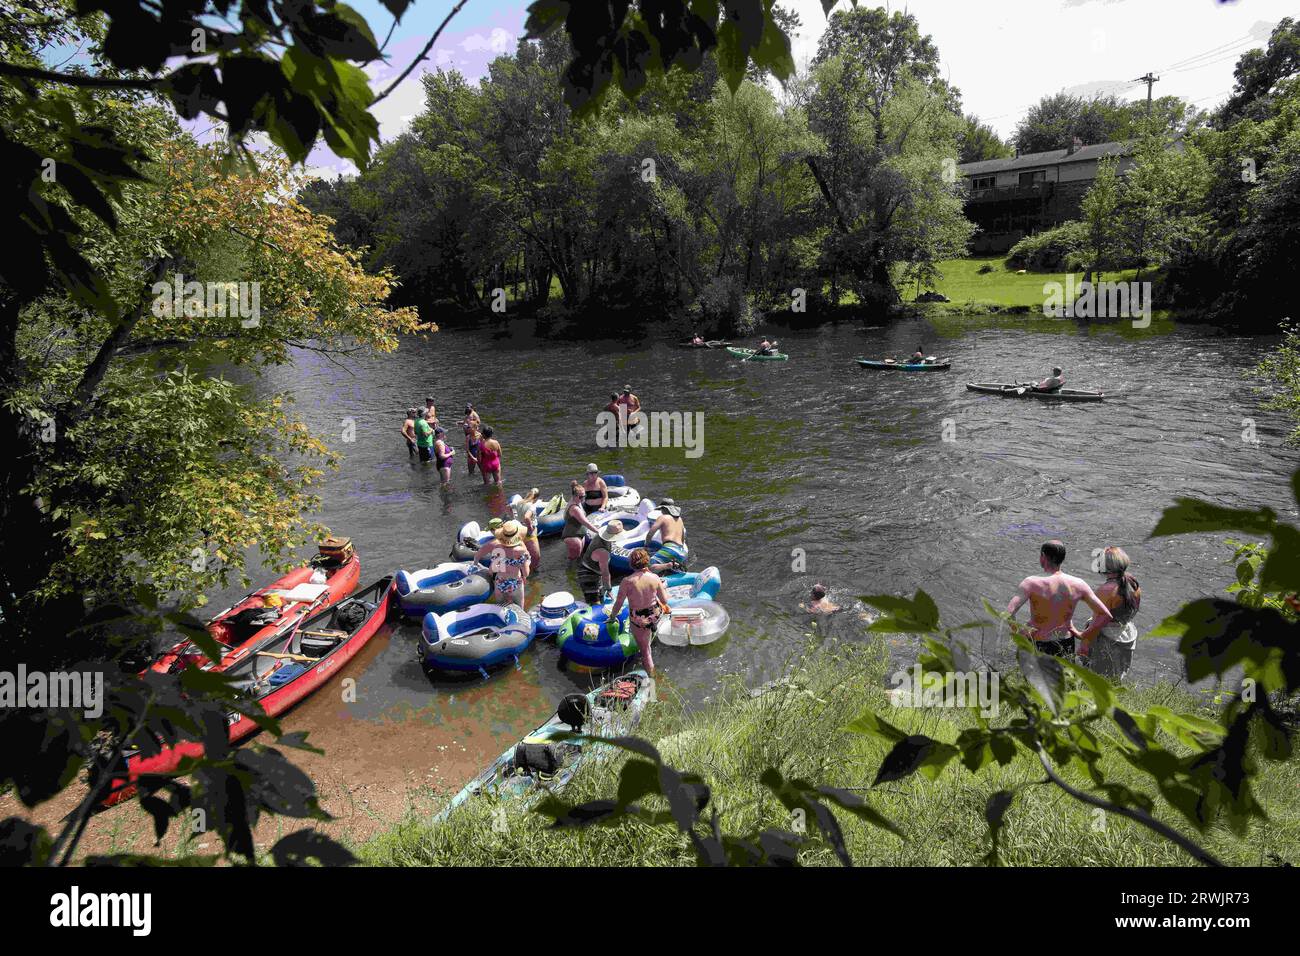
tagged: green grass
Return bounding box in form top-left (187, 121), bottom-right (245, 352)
top-left (359, 638), bottom-right (1300, 867)
top-left (907, 257), bottom-right (1145, 313)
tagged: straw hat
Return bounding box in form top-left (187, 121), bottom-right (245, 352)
top-left (598, 519), bottom-right (625, 544)
top-left (494, 520), bottom-right (525, 547)
top-left (586, 463), bottom-right (599, 473)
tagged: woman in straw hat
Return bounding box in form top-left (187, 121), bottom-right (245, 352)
top-left (486, 519), bottom-right (530, 604)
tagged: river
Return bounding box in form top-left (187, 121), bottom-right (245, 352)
top-left (136, 312), bottom-right (1294, 844)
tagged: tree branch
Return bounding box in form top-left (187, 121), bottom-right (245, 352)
top-left (375, 0), bottom-right (472, 103)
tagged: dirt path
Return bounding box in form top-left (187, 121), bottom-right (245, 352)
top-left (0, 629), bottom-right (554, 863)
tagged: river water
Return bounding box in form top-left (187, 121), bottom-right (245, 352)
top-left (199, 313), bottom-right (1297, 814)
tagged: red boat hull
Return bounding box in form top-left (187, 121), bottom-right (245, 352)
top-left (103, 577), bottom-right (394, 808)
top-left (148, 555), bottom-right (361, 675)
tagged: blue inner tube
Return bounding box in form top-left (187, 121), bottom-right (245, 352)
top-left (556, 604), bottom-right (634, 670)
top-left (396, 563), bottom-right (491, 614)
top-left (531, 590), bottom-right (587, 638)
top-left (420, 604), bottom-right (536, 673)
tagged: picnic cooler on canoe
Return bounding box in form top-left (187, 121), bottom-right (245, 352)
top-left (316, 535), bottom-right (355, 567)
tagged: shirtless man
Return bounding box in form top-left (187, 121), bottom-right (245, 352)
top-left (1035, 366), bottom-right (1065, 393)
top-left (647, 498), bottom-right (686, 573)
top-left (608, 548), bottom-right (671, 677)
top-left (801, 584), bottom-right (840, 614)
top-left (1006, 540), bottom-right (1112, 657)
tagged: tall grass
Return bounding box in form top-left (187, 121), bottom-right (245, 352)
top-left (360, 638), bottom-right (1299, 867)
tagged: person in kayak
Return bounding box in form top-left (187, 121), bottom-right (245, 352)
top-left (616, 385), bottom-right (642, 428)
top-left (478, 426), bottom-right (503, 485)
top-left (515, 487), bottom-right (544, 570)
top-left (910, 345), bottom-right (926, 363)
top-left (1081, 546), bottom-right (1142, 680)
top-left (414, 413), bottom-right (435, 464)
top-left (401, 407), bottom-right (419, 458)
top-left (485, 520), bottom-right (530, 605)
top-left (647, 498), bottom-right (687, 573)
top-left (691, 332), bottom-right (705, 346)
top-left (801, 584), bottom-right (840, 614)
top-left (756, 338), bottom-right (778, 356)
top-left (562, 480), bottom-right (602, 560)
top-left (583, 519), bottom-right (623, 598)
top-left (582, 464), bottom-right (608, 513)
top-left (1034, 367), bottom-right (1065, 393)
top-left (608, 548), bottom-right (671, 677)
top-left (433, 426), bottom-right (455, 483)
top-left (1006, 540), bottom-right (1112, 657)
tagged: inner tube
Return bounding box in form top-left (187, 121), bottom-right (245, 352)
top-left (419, 603), bottom-right (536, 677)
top-left (583, 500), bottom-right (689, 574)
top-left (655, 598), bottom-right (730, 647)
top-left (555, 603), bottom-right (635, 671)
top-left (531, 590), bottom-right (587, 638)
top-left (396, 562), bottom-right (492, 615)
top-left (606, 566), bottom-right (720, 607)
top-left (509, 493), bottom-right (566, 537)
top-left (450, 520), bottom-right (495, 561)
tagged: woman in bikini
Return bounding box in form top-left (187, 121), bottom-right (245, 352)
top-left (432, 426), bottom-right (456, 484)
top-left (485, 520), bottom-right (530, 605)
top-left (1082, 546), bottom-right (1142, 681)
top-left (582, 464), bottom-right (608, 513)
top-left (608, 548), bottom-right (670, 677)
top-left (562, 480), bottom-right (601, 560)
top-left (478, 426), bottom-right (503, 485)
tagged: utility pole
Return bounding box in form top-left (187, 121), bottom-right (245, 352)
top-left (1133, 72), bottom-right (1160, 114)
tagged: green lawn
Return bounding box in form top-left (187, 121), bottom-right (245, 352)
top-left (910, 257), bottom-right (1144, 312)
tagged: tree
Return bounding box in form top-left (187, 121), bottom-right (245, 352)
top-left (958, 113), bottom-right (1012, 164)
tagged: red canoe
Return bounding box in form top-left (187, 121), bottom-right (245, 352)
top-left (148, 539), bottom-right (360, 675)
top-left (103, 575), bottom-right (395, 808)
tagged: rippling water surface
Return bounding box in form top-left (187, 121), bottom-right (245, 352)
top-left (227, 315), bottom-right (1297, 722)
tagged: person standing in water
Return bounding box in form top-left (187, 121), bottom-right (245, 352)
top-left (582, 519), bottom-right (623, 597)
top-left (464, 423), bottom-right (482, 477)
top-left (647, 498), bottom-right (687, 573)
top-left (608, 548), bottom-right (671, 677)
top-left (617, 385), bottom-right (641, 429)
top-left (477, 426), bottom-right (503, 485)
top-left (1006, 540), bottom-right (1112, 657)
top-left (604, 393), bottom-right (620, 417)
top-left (461, 403), bottom-right (481, 435)
top-left (484, 520), bottom-right (530, 605)
top-left (1081, 546), bottom-right (1142, 680)
top-left (432, 426), bottom-right (455, 483)
top-left (414, 413), bottom-right (435, 464)
top-left (423, 396), bottom-right (438, 425)
top-left (515, 487), bottom-right (544, 571)
top-left (562, 480), bottom-right (602, 560)
top-left (400, 407), bottom-right (419, 458)
top-left (582, 464), bottom-right (608, 513)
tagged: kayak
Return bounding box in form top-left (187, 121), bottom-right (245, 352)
top-left (966, 382), bottom-right (1105, 402)
top-left (676, 340), bottom-right (729, 349)
top-left (103, 575), bottom-right (396, 808)
top-left (857, 358), bottom-right (951, 371)
top-left (146, 539), bottom-right (360, 675)
top-left (434, 670), bottom-right (655, 822)
top-left (727, 347), bottom-right (788, 362)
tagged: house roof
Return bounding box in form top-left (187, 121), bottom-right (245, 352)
top-left (958, 140), bottom-right (1132, 176)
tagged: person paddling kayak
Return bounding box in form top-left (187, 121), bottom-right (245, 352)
top-left (1034, 366), bottom-right (1065, 393)
top-left (1006, 540), bottom-right (1112, 657)
top-left (756, 338), bottom-right (779, 356)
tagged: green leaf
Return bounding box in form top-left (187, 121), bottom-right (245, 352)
top-left (1016, 647), bottom-right (1065, 715)
top-left (1149, 499), bottom-right (1276, 539)
top-left (841, 708), bottom-right (908, 743)
top-left (873, 735), bottom-right (958, 785)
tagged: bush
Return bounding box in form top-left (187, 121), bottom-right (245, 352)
top-left (1006, 221), bottom-right (1087, 271)
top-left (688, 275), bottom-right (758, 336)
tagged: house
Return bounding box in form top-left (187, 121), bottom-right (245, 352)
top-left (958, 138), bottom-right (1136, 253)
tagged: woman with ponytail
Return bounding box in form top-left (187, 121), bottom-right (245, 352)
top-left (1083, 546), bottom-right (1142, 680)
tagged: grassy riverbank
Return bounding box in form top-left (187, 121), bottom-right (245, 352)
top-left (360, 638), bottom-right (1300, 867)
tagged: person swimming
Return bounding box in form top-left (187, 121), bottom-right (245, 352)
top-left (801, 584), bottom-right (840, 614)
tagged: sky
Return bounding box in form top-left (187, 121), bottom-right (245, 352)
top-left (271, 0), bottom-right (1292, 176)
